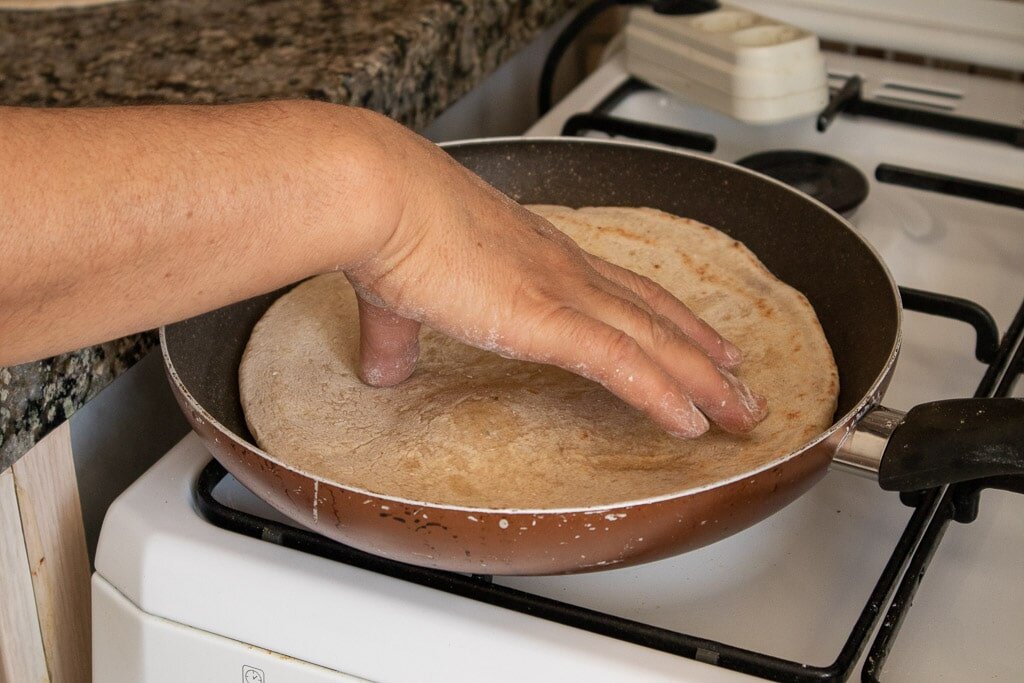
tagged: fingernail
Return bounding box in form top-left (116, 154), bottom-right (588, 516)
top-left (749, 391), bottom-right (769, 422)
top-left (668, 399), bottom-right (710, 439)
top-left (359, 345), bottom-right (419, 387)
top-left (723, 370), bottom-right (769, 422)
top-left (722, 339), bottom-right (743, 367)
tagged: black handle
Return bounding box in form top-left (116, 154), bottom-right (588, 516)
top-left (878, 398), bottom-right (1024, 492)
top-left (817, 75), bottom-right (862, 132)
top-left (651, 0), bottom-right (719, 14)
top-left (562, 113), bottom-right (717, 153)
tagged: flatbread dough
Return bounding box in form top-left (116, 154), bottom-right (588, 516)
top-left (239, 206), bottom-right (838, 509)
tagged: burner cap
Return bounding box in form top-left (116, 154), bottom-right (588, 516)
top-left (735, 151), bottom-right (868, 217)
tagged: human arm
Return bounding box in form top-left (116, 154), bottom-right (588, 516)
top-left (0, 101), bottom-right (766, 436)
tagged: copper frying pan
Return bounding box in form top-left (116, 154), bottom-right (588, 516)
top-left (161, 138), bottom-right (1024, 575)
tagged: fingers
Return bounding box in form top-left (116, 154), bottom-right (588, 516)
top-left (586, 255), bottom-right (743, 369)
top-left (578, 291), bottom-right (768, 434)
top-left (541, 308), bottom-right (711, 438)
top-left (355, 294), bottom-right (421, 387)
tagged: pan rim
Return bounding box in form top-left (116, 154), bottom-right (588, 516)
top-left (161, 135), bottom-right (903, 515)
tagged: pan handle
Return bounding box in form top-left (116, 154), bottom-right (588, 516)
top-left (836, 399), bottom-right (1024, 491)
top-left (878, 398), bottom-right (1024, 492)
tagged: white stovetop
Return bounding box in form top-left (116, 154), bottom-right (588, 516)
top-left (97, 420), bottom-right (1023, 681)
top-left (96, 51), bottom-right (1023, 682)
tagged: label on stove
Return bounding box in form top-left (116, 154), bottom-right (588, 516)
top-left (242, 665), bottom-right (265, 683)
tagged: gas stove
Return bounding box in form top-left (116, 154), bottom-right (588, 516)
top-left (94, 39), bottom-right (1023, 683)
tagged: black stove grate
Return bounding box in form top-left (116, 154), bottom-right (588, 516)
top-left (195, 287), bottom-right (1022, 683)
top-left (862, 297), bottom-right (1024, 682)
top-left (817, 74), bottom-right (1024, 149)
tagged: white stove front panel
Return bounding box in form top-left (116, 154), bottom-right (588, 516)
top-left (93, 577), bottom-right (360, 683)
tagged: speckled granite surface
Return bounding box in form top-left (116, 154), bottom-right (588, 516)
top-left (0, 0), bottom-right (578, 470)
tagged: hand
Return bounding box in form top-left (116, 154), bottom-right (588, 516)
top-left (344, 122), bottom-right (768, 437)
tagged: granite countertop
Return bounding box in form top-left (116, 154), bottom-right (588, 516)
top-left (0, 0), bottom-right (577, 470)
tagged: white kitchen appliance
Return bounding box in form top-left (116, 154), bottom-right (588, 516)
top-left (94, 6), bottom-right (1024, 681)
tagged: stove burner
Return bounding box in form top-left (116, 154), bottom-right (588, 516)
top-left (736, 150), bottom-right (869, 217)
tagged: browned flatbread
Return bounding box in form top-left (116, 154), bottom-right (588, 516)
top-left (239, 206), bottom-right (838, 509)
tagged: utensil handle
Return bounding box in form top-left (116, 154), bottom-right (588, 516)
top-left (878, 398), bottom-right (1024, 492)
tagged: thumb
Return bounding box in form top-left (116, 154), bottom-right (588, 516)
top-left (355, 294), bottom-right (421, 387)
